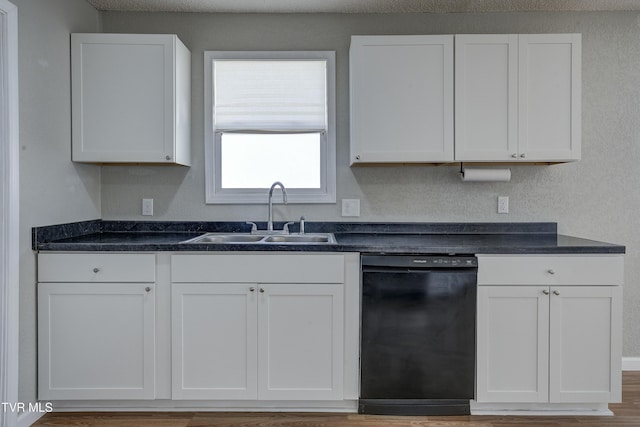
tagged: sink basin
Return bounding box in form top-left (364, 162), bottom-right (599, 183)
top-left (181, 233), bottom-right (264, 244)
top-left (262, 234), bottom-right (336, 244)
top-left (180, 233), bottom-right (336, 245)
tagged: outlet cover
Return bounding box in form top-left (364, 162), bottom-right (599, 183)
top-left (498, 196), bottom-right (509, 214)
top-left (342, 199), bottom-right (360, 217)
top-left (142, 198), bottom-right (154, 216)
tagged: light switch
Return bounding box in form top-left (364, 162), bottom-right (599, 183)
top-left (342, 199), bottom-right (360, 217)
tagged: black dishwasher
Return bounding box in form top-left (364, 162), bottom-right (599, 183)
top-left (359, 254), bottom-right (477, 416)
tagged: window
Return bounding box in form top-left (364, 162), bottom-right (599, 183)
top-left (204, 51), bottom-right (336, 204)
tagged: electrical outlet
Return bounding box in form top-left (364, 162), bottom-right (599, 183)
top-left (342, 199), bottom-right (360, 217)
top-left (498, 196), bottom-right (509, 214)
top-left (142, 198), bottom-right (154, 216)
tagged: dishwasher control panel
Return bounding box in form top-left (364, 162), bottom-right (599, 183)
top-left (361, 255), bottom-right (478, 269)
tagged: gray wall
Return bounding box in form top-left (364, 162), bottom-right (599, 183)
top-left (100, 11), bottom-right (640, 355)
top-left (15, 0), bottom-right (101, 405)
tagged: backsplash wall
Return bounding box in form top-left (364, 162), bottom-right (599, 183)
top-left (100, 12), bottom-right (640, 353)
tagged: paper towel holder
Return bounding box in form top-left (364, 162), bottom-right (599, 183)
top-left (459, 163), bottom-right (512, 182)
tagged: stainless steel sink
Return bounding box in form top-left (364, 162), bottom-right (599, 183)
top-left (180, 232), bottom-right (336, 245)
top-left (180, 233), bottom-right (264, 244)
top-left (262, 234), bottom-right (336, 244)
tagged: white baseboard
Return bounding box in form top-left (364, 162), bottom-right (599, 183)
top-left (17, 411), bottom-right (44, 427)
top-left (623, 357), bottom-right (640, 371)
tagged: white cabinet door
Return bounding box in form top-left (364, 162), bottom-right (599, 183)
top-left (477, 285), bottom-right (622, 405)
top-left (455, 33), bottom-right (580, 162)
top-left (71, 33), bottom-right (191, 165)
top-left (455, 35), bottom-right (518, 161)
top-left (258, 284), bottom-right (344, 400)
top-left (549, 286), bottom-right (622, 403)
top-left (476, 285), bottom-right (549, 403)
top-left (171, 284), bottom-right (258, 400)
top-left (519, 34), bottom-right (581, 162)
top-left (38, 283), bottom-right (155, 400)
top-left (350, 35), bottom-right (454, 164)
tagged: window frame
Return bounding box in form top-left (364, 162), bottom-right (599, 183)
top-left (204, 50), bottom-right (336, 204)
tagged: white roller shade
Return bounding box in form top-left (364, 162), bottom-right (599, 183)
top-left (213, 60), bottom-right (327, 131)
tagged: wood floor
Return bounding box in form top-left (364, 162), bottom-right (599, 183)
top-left (32, 372), bottom-right (640, 427)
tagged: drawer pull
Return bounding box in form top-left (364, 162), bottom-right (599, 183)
top-left (250, 287), bottom-right (256, 292)
top-left (93, 268), bottom-right (100, 273)
top-left (553, 290), bottom-right (560, 296)
top-left (543, 289), bottom-right (550, 295)
top-left (547, 269), bottom-right (555, 275)
top-left (145, 287), bottom-right (151, 292)
top-left (260, 288), bottom-right (265, 293)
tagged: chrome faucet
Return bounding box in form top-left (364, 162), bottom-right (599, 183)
top-left (267, 181), bottom-right (287, 232)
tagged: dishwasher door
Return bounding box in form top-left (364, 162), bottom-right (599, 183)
top-left (359, 255), bottom-right (477, 415)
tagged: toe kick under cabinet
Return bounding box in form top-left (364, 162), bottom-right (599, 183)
top-left (475, 254), bottom-right (624, 411)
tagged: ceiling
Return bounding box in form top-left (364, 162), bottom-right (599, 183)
top-left (86, 0), bottom-right (640, 14)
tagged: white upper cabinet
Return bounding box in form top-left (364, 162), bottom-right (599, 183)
top-left (349, 35), bottom-right (454, 164)
top-left (455, 34), bottom-right (581, 162)
top-left (518, 34), bottom-right (581, 162)
top-left (455, 35), bottom-right (518, 161)
top-left (71, 33), bottom-right (191, 165)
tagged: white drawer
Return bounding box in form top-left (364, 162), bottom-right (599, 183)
top-left (477, 254), bottom-right (623, 286)
top-left (38, 253), bottom-right (156, 283)
top-left (172, 253), bottom-right (345, 284)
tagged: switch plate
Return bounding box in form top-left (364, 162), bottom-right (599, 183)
top-left (342, 199), bottom-right (360, 217)
top-left (142, 198), bottom-right (154, 216)
top-left (498, 196), bottom-right (509, 214)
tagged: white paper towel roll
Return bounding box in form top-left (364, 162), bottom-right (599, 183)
top-left (460, 167), bottom-right (511, 182)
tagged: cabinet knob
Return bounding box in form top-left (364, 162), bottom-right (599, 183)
top-left (543, 289), bottom-right (550, 295)
top-left (259, 288), bottom-right (265, 293)
top-left (355, 155), bottom-right (361, 160)
top-left (511, 153), bottom-right (518, 158)
top-left (165, 155), bottom-right (171, 161)
top-left (145, 286), bottom-right (151, 293)
top-left (250, 287), bottom-right (256, 292)
top-left (553, 290), bottom-right (560, 296)
top-left (93, 267), bottom-right (100, 273)
top-left (520, 153), bottom-right (526, 159)
top-left (547, 269), bottom-right (555, 275)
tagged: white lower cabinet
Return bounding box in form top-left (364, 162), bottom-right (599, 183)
top-left (171, 253), bottom-right (346, 401)
top-left (172, 284), bottom-right (258, 400)
top-left (476, 255), bottom-right (623, 407)
top-left (37, 253), bottom-right (156, 400)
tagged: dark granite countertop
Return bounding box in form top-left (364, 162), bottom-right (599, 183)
top-left (32, 220), bottom-right (625, 254)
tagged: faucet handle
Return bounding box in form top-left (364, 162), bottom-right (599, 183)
top-left (299, 216), bottom-right (306, 235)
top-left (246, 222), bottom-right (258, 234)
top-left (283, 221), bottom-right (295, 234)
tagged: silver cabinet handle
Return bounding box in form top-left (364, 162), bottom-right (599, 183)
top-left (165, 155), bottom-right (171, 161)
top-left (548, 269), bottom-right (555, 275)
top-left (250, 287), bottom-right (256, 292)
top-left (543, 289), bottom-right (550, 295)
top-left (93, 267), bottom-right (100, 273)
top-left (259, 288), bottom-right (265, 293)
top-left (355, 155), bottom-right (361, 160)
top-left (511, 153), bottom-right (518, 158)
top-left (520, 153), bottom-right (526, 158)
top-left (553, 290), bottom-right (560, 296)
top-left (145, 286), bottom-right (151, 292)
